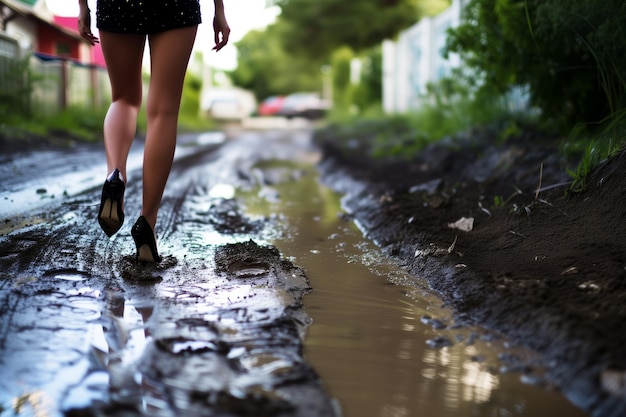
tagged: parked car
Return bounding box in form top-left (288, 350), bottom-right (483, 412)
top-left (276, 92), bottom-right (330, 119)
top-left (258, 95), bottom-right (285, 116)
top-left (201, 87), bottom-right (256, 122)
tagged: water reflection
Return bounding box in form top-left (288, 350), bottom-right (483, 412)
top-left (0, 273), bottom-right (107, 416)
top-left (239, 159), bottom-right (588, 417)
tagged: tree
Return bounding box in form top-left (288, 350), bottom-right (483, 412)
top-left (229, 24), bottom-right (324, 100)
top-left (445, 0), bottom-right (626, 131)
top-left (271, 0), bottom-right (421, 58)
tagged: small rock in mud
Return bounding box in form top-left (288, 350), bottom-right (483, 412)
top-left (208, 198), bottom-right (263, 234)
top-left (602, 369), bottom-right (626, 398)
top-left (426, 335), bottom-right (453, 349)
top-left (420, 315), bottom-right (447, 330)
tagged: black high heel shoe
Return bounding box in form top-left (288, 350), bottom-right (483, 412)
top-left (98, 169), bottom-right (125, 237)
top-left (131, 216), bottom-right (162, 263)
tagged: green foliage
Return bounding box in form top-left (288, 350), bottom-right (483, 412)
top-left (229, 25), bottom-right (324, 101)
top-left (271, 0), bottom-right (420, 59)
top-left (445, 0), bottom-right (626, 133)
top-left (318, 112), bottom-right (429, 159)
top-left (322, 65), bottom-right (536, 160)
top-left (566, 141), bottom-right (602, 194)
top-left (562, 114), bottom-right (626, 194)
top-left (330, 47), bottom-right (354, 117)
top-left (418, 0), bottom-right (450, 16)
top-left (1, 104), bottom-right (107, 141)
top-left (180, 70), bottom-right (202, 117)
top-left (352, 46), bottom-right (383, 114)
top-left (178, 70), bottom-right (215, 131)
top-left (405, 68), bottom-right (530, 144)
top-left (325, 46), bottom-right (384, 118)
top-left (0, 55), bottom-right (33, 121)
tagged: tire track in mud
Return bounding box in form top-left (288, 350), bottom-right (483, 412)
top-left (0, 130), bottom-right (338, 417)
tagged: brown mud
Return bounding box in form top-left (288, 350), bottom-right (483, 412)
top-left (0, 131), bottom-right (338, 417)
top-left (2, 125), bottom-right (625, 417)
top-left (313, 126), bottom-right (626, 417)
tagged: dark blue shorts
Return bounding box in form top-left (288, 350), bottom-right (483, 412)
top-left (96, 0), bottom-right (202, 35)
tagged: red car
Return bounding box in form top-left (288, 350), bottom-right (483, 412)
top-left (258, 95), bottom-right (285, 116)
top-left (276, 92), bottom-right (330, 119)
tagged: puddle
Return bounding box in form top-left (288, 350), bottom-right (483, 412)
top-left (45, 269), bottom-right (91, 281)
top-left (239, 159), bottom-right (588, 417)
top-left (0, 274), bottom-right (106, 415)
top-left (0, 133), bottom-right (593, 416)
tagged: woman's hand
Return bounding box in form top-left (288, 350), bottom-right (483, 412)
top-left (78, 2), bottom-right (99, 46)
top-left (212, 0), bottom-right (230, 51)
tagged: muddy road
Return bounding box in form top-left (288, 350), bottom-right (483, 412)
top-left (0, 129), bottom-right (336, 417)
top-left (0, 127), bottom-right (590, 417)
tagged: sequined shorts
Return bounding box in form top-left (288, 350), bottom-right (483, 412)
top-left (96, 0), bottom-right (202, 35)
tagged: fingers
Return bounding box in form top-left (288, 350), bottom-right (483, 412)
top-left (212, 27), bottom-right (230, 51)
top-left (80, 30), bottom-right (99, 46)
top-left (212, 12), bottom-right (230, 52)
top-left (78, 18), bottom-right (99, 46)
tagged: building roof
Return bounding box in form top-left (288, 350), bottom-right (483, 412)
top-left (0, 0), bottom-right (84, 42)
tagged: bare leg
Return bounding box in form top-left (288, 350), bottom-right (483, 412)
top-left (99, 32), bottom-right (146, 182)
top-left (141, 26), bottom-right (198, 231)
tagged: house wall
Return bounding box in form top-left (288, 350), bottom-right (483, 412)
top-left (4, 14), bottom-right (36, 50)
top-left (37, 23), bottom-right (80, 58)
top-left (1, 1), bottom-right (110, 115)
top-left (382, 0), bottom-right (466, 113)
top-left (54, 16), bottom-right (105, 67)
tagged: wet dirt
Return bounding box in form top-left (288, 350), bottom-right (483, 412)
top-left (237, 157), bottom-right (588, 417)
top-left (0, 130), bottom-right (337, 417)
top-left (0, 125), bottom-right (621, 417)
top-left (314, 126), bottom-right (626, 417)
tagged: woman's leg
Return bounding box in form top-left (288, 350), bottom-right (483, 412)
top-left (141, 26), bottom-right (198, 231)
top-left (99, 31), bottom-right (146, 182)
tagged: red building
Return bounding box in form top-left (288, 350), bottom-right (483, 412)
top-left (0, 0), bottom-right (108, 110)
top-left (0, 0), bottom-right (104, 68)
top-left (53, 15), bottom-right (106, 68)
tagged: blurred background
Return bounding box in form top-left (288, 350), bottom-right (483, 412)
top-left (0, 0), bottom-right (624, 167)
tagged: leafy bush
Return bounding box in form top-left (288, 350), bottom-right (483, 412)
top-left (352, 46), bottom-right (383, 114)
top-left (324, 65), bottom-right (534, 159)
top-left (445, 0), bottom-right (626, 132)
top-left (178, 70), bottom-right (215, 132)
top-left (0, 56), bottom-right (33, 121)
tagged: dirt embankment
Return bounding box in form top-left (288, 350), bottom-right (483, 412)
top-left (314, 127), bottom-right (626, 417)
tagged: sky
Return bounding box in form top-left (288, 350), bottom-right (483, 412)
top-left (45, 0), bottom-right (280, 70)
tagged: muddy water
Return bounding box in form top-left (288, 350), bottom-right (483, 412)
top-left (240, 159), bottom-right (588, 417)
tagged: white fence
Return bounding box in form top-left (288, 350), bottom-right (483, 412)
top-left (29, 54), bottom-right (111, 116)
top-left (0, 32), bottom-right (29, 114)
top-left (0, 31), bottom-right (111, 120)
top-left (383, 0), bottom-right (466, 113)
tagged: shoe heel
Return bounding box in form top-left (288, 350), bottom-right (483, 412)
top-left (131, 216), bottom-right (161, 264)
top-left (137, 244), bottom-right (157, 263)
top-left (98, 169), bottom-right (125, 237)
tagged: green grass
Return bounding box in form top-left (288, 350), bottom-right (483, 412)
top-left (1, 103), bottom-right (217, 143)
top-left (319, 66), bottom-right (626, 200)
top-left (324, 71), bottom-right (537, 160)
top-left (561, 114), bottom-right (626, 194)
top-left (1, 106), bottom-right (107, 142)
